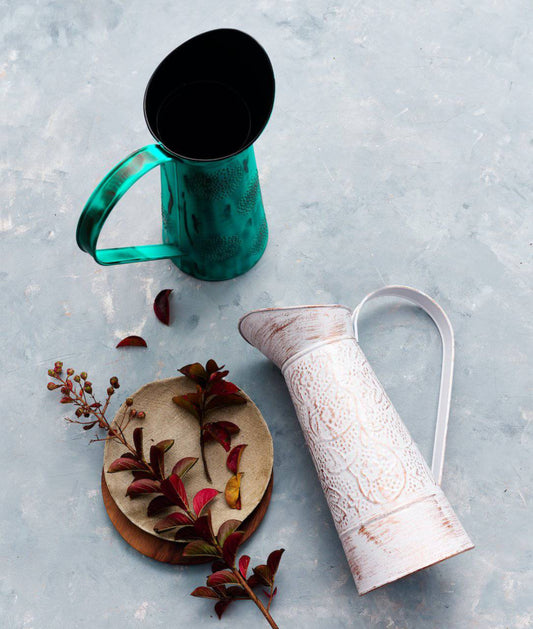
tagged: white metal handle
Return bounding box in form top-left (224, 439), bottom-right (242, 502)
top-left (352, 285), bottom-right (455, 486)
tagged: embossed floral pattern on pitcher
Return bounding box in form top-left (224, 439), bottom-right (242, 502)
top-left (239, 288), bottom-right (473, 595)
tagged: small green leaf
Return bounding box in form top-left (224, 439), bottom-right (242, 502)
top-left (252, 564), bottom-right (273, 587)
top-left (193, 513), bottom-right (214, 542)
top-left (217, 519), bottom-right (241, 547)
top-left (157, 439), bottom-right (174, 453)
top-left (225, 586), bottom-right (246, 598)
top-left (149, 445), bottom-right (164, 480)
top-left (154, 512), bottom-right (192, 533)
top-left (207, 570), bottom-right (239, 587)
top-left (205, 393), bottom-right (247, 412)
top-left (222, 531), bottom-right (244, 566)
top-left (206, 359), bottom-right (221, 374)
top-left (246, 574), bottom-right (261, 589)
top-left (174, 526), bottom-right (197, 542)
top-left (125, 478), bottom-right (161, 497)
top-left (172, 456), bottom-right (198, 478)
top-left (149, 439), bottom-right (174, 480)
top-left (190, 587), bottom-right (219, 599)
top-left (132, 470), bottom-right (155, 480)
top-left (172, 395), bottom-right (200, 420)
top-left (182, 540), bottom-right (218, 558)
top-left (107, 457), bottom-right (147, 473)
top-left (215, 600), bottom-right (231, 619)
top-left (267, 548), bottom-right (285, 577)
top-left (147, 495), bottom-right (173, 517)
top-left (179, 363), bottom-right (208, 385)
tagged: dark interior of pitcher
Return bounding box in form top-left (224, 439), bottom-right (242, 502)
top-left (144, 29), bottom-right (275, 161)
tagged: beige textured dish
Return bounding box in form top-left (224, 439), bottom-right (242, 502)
top-left (103, 376), bottom-right (273, 541)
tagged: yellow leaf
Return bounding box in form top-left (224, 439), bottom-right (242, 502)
top-left (225, 473), bottom-right (243, 510)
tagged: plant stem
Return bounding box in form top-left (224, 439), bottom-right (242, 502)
top-left (199, 431), bottom-right (212, 483)
top-left (231, 568), bottom-right (278, 629)
top-left (198, 391), bottom-right (212, 483)
top-left (266, 578), bottom-right (275, 612)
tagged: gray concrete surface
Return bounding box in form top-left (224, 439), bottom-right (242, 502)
top-left (1, 1), bottom-right (532, 627)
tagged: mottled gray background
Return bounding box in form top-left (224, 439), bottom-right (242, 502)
top-left (1, 1), bottom-right (532, 627)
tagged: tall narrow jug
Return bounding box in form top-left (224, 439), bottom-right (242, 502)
top-left (76, 29), bottom-right (274, 279)
top-left (239, 287), bottom-right (473, 594)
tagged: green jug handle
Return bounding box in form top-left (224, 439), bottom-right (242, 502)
top-left (76, 144), bottom-right (183, 265)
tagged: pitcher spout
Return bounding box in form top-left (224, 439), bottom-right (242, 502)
top-left (238, 304), bottom-right (354, 369)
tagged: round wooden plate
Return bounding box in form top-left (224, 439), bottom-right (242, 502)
top-left (103, 377), bottom-right (273, 540)
top-left (102, 470), bottom-right (273, 564)
top-left (101, 375), bottom-right (274, 564)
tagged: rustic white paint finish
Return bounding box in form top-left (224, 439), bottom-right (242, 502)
top-left (239, 305), bottom-right (473, 594)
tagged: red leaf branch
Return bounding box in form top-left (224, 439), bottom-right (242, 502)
top-left (172, 360), bottom-right (246, 482)
top-left (46, 361), bottom-right (283, 627)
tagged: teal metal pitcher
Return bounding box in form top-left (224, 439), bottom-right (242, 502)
top-left (76, 29), bottom-right (275, 281)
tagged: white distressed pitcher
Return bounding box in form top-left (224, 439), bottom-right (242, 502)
top-left (239, 286), bottom-right (474, 594)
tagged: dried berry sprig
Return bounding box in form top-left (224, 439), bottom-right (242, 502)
top-left (46, 362), bottom-right (163, 479)
top-left (173, 360), bottom-right (246, 482)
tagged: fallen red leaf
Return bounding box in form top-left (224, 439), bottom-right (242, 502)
top-left (227, 444), bottom-right (247, 475)
top-left (154, 289), bottom-right (173, 325)
top-left (116, 336), bottom-right (147, 348)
